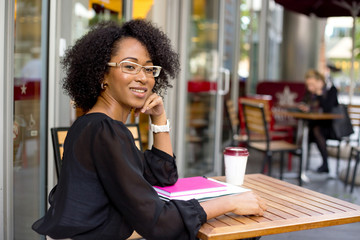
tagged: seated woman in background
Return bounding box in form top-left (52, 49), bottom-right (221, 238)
top-left (298, 69), bottom-right (339, 173)
top-left (32, 20), bottom-right (266, 240)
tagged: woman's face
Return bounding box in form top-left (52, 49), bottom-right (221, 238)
top-left (104, 37), bottom-right (156, 110)
top-left (305, 77), bottom-right (323, 94)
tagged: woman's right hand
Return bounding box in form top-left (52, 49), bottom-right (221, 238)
top-left (200, 191), bottom-right (267, 220)
top-left (298, 103), bottom-right (310, 112)
top-left (230, 191), bottom-right (267, 216)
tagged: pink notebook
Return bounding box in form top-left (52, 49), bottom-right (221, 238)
top-left (153, 176), bottom-right (228, 198)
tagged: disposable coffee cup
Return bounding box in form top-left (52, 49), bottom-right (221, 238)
top-left (223, 147), bottom-right (249, 185)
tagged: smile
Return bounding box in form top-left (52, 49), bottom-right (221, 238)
top-left (130, 88), bottom-right (146, 93)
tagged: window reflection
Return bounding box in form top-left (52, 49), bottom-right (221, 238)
top-left (185, 0), bottom-right (220, 176)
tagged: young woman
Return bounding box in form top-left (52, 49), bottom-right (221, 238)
top-left (32, 20), bottom-right (266, 240)
top-left (299, 69), bottom-right (339, 173)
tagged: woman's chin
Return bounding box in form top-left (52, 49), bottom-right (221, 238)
top-left (131, 103), bottom-right (145, 110)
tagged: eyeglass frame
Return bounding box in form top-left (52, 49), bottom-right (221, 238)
top-left (107, 60), bottom-right (162, 78)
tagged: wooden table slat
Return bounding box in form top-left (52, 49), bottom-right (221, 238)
top-left (263, 206), bottom-right (298, 220)
top-left (206, 218), bottom-right (231, 228)
top-left (261, 197), bottom-right (315, 218)
top-left (247, 215), bottom-right (271, 223)
top-left (215, 214), bottom-right (245, 226)
top-left (225, 213), bottom-right (263, 225)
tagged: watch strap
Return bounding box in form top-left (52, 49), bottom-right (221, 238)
top-left (150, 119), bottom-right (170, 133)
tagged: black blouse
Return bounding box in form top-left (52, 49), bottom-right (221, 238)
top-left (303, 85), bottom-right (339, 113)
top-left (32, 113), bottom-right (207, 240)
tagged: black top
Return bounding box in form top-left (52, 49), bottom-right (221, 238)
top-left (32, 113), bottom-right (207, 240)
top-left (303, 85), bottom-right (338, 113)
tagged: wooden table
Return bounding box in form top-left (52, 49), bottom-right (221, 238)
top-left (278, 111), bottom-right (343, 121)
top-left (197, 174), bottom-right (360, 240)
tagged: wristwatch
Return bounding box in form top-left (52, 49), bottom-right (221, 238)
top-left (150, 119), bottom-right (170, 133)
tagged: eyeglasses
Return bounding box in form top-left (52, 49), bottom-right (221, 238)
top-left (107, 60), bottom-right (162, 78)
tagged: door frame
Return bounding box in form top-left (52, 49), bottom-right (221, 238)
top-left (213, 0), bottom-right (227, 176)
top-left (175, 0), bottom-right (191, 177)
top-left (0, 1), bottom-right (14, 239)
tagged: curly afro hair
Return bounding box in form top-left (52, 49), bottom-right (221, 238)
top-left (62, 20), bottom-right (180, 112)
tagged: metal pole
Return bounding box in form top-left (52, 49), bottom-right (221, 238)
top-left (349, 15), bottom-right (356, 104)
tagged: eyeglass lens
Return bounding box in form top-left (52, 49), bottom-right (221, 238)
top-left (121, 61), bottom-right (160, 77)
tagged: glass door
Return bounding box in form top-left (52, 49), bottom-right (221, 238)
top-left (183, 0), bottom-right (238, 177)
top-left (13, 0), bottom-right (47, 239)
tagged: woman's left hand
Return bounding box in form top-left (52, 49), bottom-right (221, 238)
top-left (135, 93), bottom-right (165, 117)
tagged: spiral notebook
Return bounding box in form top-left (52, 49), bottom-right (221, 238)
top-left (153, 176), bottom-right (249, 202)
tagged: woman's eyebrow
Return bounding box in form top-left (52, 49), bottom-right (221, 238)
top-left (120, 57), bottom-right (137, 61)
top-left (120, 57), bottom-right (153, 64)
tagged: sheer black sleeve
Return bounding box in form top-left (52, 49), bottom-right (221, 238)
top-left (90, 119), bottom-right (207, 240)
top-left (143, 147), bottom-right (178, 186)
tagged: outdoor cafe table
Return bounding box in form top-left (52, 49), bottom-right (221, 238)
top-left (277, 111), bottom-right (343, 181)
top-left (197, 174), bottom-right (360, 240)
